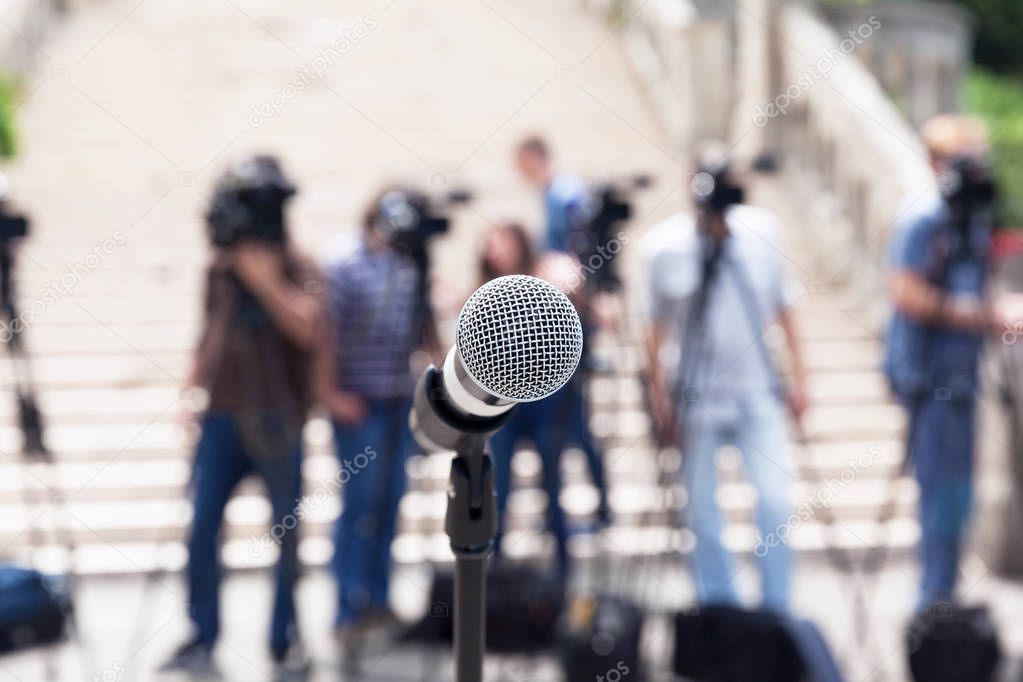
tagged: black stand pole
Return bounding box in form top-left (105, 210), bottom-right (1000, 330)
top-left (445, 433), bottom-right (496, 682)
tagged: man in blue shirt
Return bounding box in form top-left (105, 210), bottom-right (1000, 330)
top-left (515, 135), bottom-right (592, 253)
top-left (884, 114), bottom-right (1001, 609)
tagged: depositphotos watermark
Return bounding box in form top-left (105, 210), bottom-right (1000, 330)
top-left (0, 231), bottom-right (127, 343)
top-left (595, 660), bottom-right (631, 682)
top-left (1003, 320), bottom-right (1023, 345)
top-left (90, 661), bottom-right (126, 682)
top-left (753, 443), bottom-right (883, 557)
top-left (248, 445), bottom-right (378, 558)
top-left (752, 16), bottom-right (881, 127)
top-left (248, 15), bottom-right (379, 127)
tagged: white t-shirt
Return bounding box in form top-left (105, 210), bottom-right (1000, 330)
top-left (640, 206), bottom-right (802, 408)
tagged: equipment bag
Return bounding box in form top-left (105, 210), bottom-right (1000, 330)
top-left (402, 562), bottom-right (564, 654)
top-left (0, 565), bottom-right (69, 653)
top-left (906, 604), bottom-right (1000, 682)
top-left (674, 605), bottom-right (843, 682)
top-left (560, 594), bottom-right (643, 682)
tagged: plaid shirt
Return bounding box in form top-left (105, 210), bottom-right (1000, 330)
top-left (323, 237), bottom-right (420, 399)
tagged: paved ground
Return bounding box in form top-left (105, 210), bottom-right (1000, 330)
top-left (0, 558), bottom-right (1021, 681)
top-left (1, 0), bottom-right (1023, 680)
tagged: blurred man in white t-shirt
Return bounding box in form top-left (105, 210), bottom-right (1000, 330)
top-left (642, 147), bottom-right (807, 612)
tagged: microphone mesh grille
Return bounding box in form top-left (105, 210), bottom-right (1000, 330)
top-left (456, 275), bottom-right (583, 402)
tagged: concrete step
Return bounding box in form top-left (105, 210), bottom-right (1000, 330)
top-left (0, 435), bottom-right (909, 502)
top-left (795, 308), bottom-right (879, 342)
top-left (13, 324), bottom-right (197, 354)
top-left (0, 469), bottom-right (918, 548)
top-left (10, 515), bottom-right (919, 577)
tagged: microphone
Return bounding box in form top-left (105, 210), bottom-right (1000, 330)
top-left (410, 274), bottom-right (584, 452)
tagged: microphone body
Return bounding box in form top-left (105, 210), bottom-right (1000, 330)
top-left (409, 347), bottom-right (515, 453)
top-left (409, 274), bottom-right (584, 452)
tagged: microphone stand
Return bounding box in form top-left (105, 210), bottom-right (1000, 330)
top-left (445, 432), bottom-right (495, 682)
top-left (411, 275), bottom-right (580, 682)
top-left (414, 359), bottom-right (505, 682)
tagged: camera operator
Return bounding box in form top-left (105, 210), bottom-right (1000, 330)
top-left (883, 115), bottom-right (1003, 610)
top-left (515, 135), bottom-right (612, 525)
top-left (160, 156), bottom-right (322, 674)
top-left (317, 187), bottom-right (440, 636)
top-left (641, 144), bottom-right (806, 612)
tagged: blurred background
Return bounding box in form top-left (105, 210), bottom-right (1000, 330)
top-left (0, 0), bottom-right (1021, 680)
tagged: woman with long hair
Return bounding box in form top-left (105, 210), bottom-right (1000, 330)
top-left (476, 222), bottom-right (581, 580)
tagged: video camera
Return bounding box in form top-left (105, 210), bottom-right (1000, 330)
top-left (940, 155), bottom-right (997, 229)
top-left (572, 174), bottom-right (652, 292)
top-left (691, 159), bottom-right (745, 214)
top-left (206, 155), bottom-right (296, 248)
top-left (372, 187), bottom-right (472, 262)
top-left (0, 175), bottom-right (29, 246)
top-left (370, 186), bottom-right (471, 350)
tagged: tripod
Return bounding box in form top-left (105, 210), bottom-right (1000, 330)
top-left (571, 277), bottom-right (625, 525)
top-left (0, 244), bottom-right (47, 457)
top-left (0, 242), bottom-right (94, 681)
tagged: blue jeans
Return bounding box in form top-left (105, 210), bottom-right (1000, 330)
top-left (908, 395), bottom-right (975, 607)
top-left (331, 399), bottom-right (413, 625)
top-left (680, 397), bottom-right (794, 612)
top-left (186, 413), bottom-right (303, 654)
top-left (489, 391), bottom-right (572, 577)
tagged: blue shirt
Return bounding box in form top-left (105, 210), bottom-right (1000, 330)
top-left (883, 194), bottom-right (991, 401)
top-left (323, 237), bottom-right (419, 399)
top-left (543, 174), bottom-right (591, 253)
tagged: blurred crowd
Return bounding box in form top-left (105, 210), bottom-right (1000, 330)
top-left (23, 113), bottom-right (998, 676)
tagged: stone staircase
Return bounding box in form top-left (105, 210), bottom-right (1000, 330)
top-left (0, 0), bottom-right (917, 582)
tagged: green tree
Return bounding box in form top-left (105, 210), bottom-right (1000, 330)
top-left (966, 69), bottom-right (1023, 226)
top-left (0, 74), bottom-right (17, 158)
top-left (945, 0), bottom-right (1023, 74)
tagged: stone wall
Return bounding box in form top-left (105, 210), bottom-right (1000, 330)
top-left (823, 1), bottom-right (973, 127)
top-left (583, 0), bottom-right (734, 154)
top-left (772, 0), bottom-right (934, 325)
top-left (976, 261), bottom-right (1023, 576)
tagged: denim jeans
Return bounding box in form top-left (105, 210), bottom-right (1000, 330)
top-left (489, 391), bottom-right (573, 578)
top-left (908, 395), bottom-right (975, 608)
top-left (679, 396), bottom-right (794, 612)
top-left (186, 412), bottom-right (303, 654)
top-left (331, 399), bottom-right (413, 625)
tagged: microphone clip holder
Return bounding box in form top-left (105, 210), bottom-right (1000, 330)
top-left (446, 433), bottom-right (495, 554)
